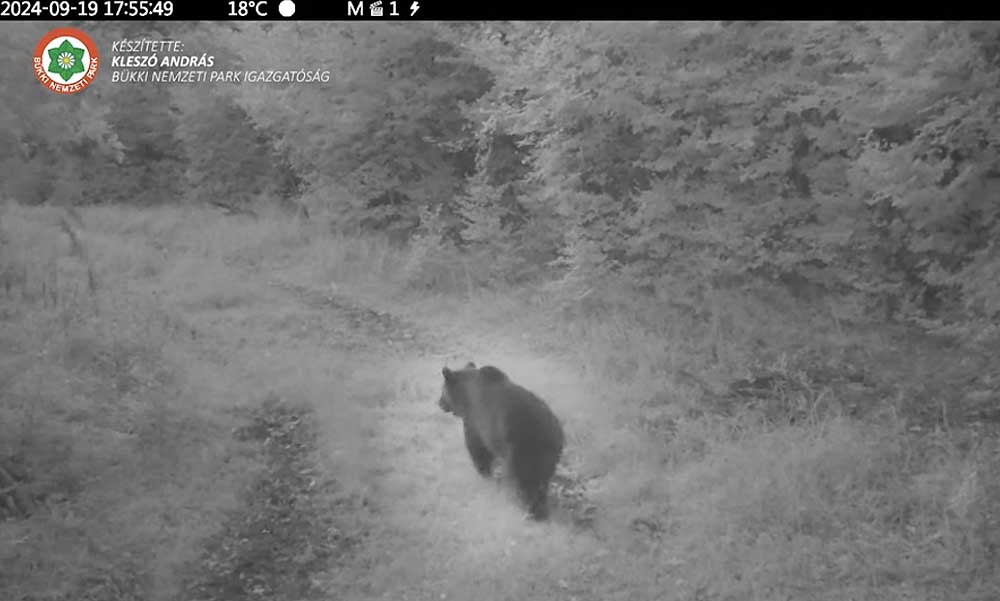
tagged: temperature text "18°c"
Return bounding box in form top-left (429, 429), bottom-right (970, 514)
top-left (228, 0), bottom-right (268, 16)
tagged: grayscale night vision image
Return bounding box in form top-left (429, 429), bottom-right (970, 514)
top-left (0, 21), bottom-right (998, 601)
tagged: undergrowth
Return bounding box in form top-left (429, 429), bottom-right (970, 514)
top-left (1, 202), bottom-right (996, 601)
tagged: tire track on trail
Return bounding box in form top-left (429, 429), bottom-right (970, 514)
top-left (182, 397), bottom-right (364, 601)
top-left (263, 279), bottom-right (442, 357)
top-left (179, 282), bottom-right (422, 601)
top-left (183, 274), bottom-right (617, 601)
top-left (256, 279), bottom-right (615, 601)
top-left (178, 276), bottom-right (462, 601)
top-left (176, 276), bottom-right (399, 601)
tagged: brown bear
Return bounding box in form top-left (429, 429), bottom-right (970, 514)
top-left (438, 362), bottom-right (565, 520)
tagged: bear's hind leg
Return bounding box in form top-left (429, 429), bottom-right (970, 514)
top-left (511, 449), bottom-right (557, 520)
top-left (463, 421), bottom-right (495, 477)
top-left (525, 485), bottom-right (550, 521)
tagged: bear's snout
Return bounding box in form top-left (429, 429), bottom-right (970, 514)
top-left (438, 396), bottom-right (453, 414)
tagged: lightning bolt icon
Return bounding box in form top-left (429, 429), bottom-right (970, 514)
top-left (409, 0), bottom-right (419, 15)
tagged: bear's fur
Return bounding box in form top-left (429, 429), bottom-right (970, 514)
top-left (438, 362), bottom-right (565, 520)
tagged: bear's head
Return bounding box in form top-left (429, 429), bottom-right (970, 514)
top-left (438, 361), bottom-right (477, 416)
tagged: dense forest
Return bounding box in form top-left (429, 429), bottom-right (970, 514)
top-left (3, 21), bottom-right (999, 340)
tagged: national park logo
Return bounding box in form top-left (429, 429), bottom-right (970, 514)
top-left (33, 28), bottom-right (100, 94)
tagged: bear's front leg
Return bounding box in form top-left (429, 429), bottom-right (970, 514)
top-left (463, 420), bottom-right (495, 477)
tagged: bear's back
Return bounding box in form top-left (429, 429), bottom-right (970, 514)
top-left (477, 373), bottom-right (564, 454)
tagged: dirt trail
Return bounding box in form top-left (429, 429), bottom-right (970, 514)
top-left (183, 399), bottom-right (360, 601)
top-left (179, 267), bottom-right (637, 601)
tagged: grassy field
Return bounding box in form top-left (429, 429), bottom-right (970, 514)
top-left (1, 202), bottom-right (997, 601)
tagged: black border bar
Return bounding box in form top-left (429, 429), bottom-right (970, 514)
top-left (0, 0), bottom-right (987, 20)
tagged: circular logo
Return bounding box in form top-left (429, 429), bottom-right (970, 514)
top-left (33, 28), bottom-right (100, 94)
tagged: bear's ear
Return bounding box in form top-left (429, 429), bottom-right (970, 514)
top-left (465, 361), bottom-right (476, 369)
top-left (442, 367), bottom-right (453, 379)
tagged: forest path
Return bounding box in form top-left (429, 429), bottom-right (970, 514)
top-left (178, 255), bottom-right (669, 601)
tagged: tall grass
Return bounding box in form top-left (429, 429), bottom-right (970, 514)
top-left (295, 211), bottom-right (999, 599)
top-left (2, 202), bottom-right (996, 601)
top-left (0, 204), bottom-right (284, 600)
